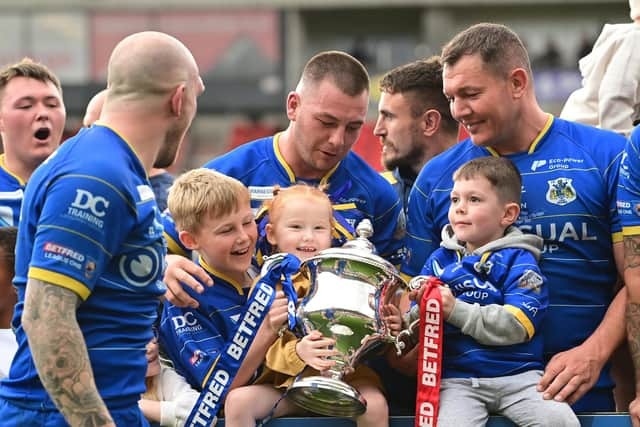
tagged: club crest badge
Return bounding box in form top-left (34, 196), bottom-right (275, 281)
top-left (546, 178), bottom-right (576, 206)
top-left (518, 270), bottom-right (543, 294)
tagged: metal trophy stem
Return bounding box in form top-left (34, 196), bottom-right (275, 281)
top-left (286, 219), bottom-right (406, 418)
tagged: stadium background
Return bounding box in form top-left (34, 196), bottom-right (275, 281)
top-left (0, 0), bottom-right (630, 173)
top-left (0, 2), bottom-right (634, 425)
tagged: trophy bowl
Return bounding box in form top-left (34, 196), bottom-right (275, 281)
top-left (286, 220), bottom-right (406, 417)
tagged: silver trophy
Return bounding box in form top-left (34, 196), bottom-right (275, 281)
top-left (286, 219), bottom-right (407, 417)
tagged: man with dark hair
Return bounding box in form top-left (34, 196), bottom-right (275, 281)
top-left (402, 23), bottom-right (626, 413)
top-left (0, 58), bottom-right (66, 227)
top-left (164, 50), bottom-right (405, 308)
top-left (375, 56), bottom-right (458, 211)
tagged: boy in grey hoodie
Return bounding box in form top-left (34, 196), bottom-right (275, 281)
top-left (409, 157), bottom-right (579, 426)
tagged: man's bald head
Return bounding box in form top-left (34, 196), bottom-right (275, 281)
top-left (107, 31), bottom-right (198, 102)
top-left (83, 89), bottom-right (106, 127)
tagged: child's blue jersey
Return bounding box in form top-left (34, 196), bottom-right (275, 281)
top-left (403, 116), bottom-right (624, 392)
top-left (422, 246), bottom-right (547, 379)
top-left (0, 124), bottom-right (166, 410)
top-left (0, 155), bottom-right (25, 227)
top-left (159, 258), bottom-right (250, 390)
top-left (617, 125), bottom-right (640, 231)
top-left (163, 134), bottom-right (405, 263)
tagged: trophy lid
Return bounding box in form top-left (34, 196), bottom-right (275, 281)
top-left (302, 219), bottom-right (402, 281)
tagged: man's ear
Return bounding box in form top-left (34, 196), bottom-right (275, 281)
top-left (178, 229), bottom-right (199, 251)
top-left (170, 83), bottom-right (186, 118)
top-left (265, 223), bottom-right (277, 246)
top-left (286, 91), bottom-right (300, 121)
top-left (509, 68), bottom-right (529, 99)
top-left (501, 202), bottom-right (521, 227)
top-left (422, 109), bottom-right (442, 137)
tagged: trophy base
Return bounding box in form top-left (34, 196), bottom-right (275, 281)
top-left (287, 376), bottom-right (367, 417)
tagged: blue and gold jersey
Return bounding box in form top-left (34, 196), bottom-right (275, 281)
top-left (422, 245), bottom-right (546, 379)
top-left (0, 155), bottom-right (25, 227)
top-left (0, 124), bottom-right (166, 410)
top-left (403, 116), bottom-right (624, 397)
top-left (159, 258), bottom-right (250, 390)
top-left (163, 134), bottom-right (405, 264)
top-left (618, 125), bottom-right (640, 231)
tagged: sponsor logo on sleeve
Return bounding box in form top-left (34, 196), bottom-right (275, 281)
top-left (190, 349), bottom-right (206, 367)
top-left (66, 189), bottom-right (110, 229)
top-left (137, 185), bottom-right (155, 202)
top-left (43, 242), bottom-right (86, 270)
top-left (84, 259), bottom-right (97, 280)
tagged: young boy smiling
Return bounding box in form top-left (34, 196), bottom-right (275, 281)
top-left (159, 169), bottom-right (289, 417)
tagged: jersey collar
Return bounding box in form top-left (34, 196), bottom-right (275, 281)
top-left (93, 122), bottom-right (148, 179)
top-left (0, 154), bottom-right (26, 186)
top-left (486, 113), bottom-right (554, 157)
top-left (198, 255), bottom-right (247, 296)
top-left (272, 133), bottom-right (340, 186)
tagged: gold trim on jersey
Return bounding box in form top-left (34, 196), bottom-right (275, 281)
top-left (272, 133), bottom-right (341, 185)
top-left (29, 267), bottom-right (91, 300)
top-left (164, 231), bottom-right (188, 257)
top-left (504, 304), bottom-right (535, 339)
top-left (486, 113), bottom-right (554, 157)
top-left (528, 114), bottom-right (554, 154)
top-left (199, 256), bottom-right (247, 296)
top-left (381, 170), bottom-right (398, 185)
top-left (0, 154), bottom-right (26, 186)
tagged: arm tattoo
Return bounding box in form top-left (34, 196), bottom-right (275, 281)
top-left (627, 303), bottom-right (640, 391)
top-left (624, 235), bottom-right (640, 270)
top-left (22, 279), bottom-right (114, 426)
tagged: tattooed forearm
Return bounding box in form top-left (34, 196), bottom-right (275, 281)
top-left (627, 303), bottom-right (640, 391)
top-left (22, 279), bottom-right (114, 427)
top-left (624, 236), bottom-right (640, 270)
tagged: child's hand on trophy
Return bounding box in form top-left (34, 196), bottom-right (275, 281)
top-left (264, 291), bottom-right (288, 337)
top-left (381, 304), bottom-right (402, 336)
top-left (295, 330), bottom-right (339, 371)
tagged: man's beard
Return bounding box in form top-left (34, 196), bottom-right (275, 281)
top-left (382, 140), bottom-right (424, 172)
top-left (155, 132), bottom-right (182, 169)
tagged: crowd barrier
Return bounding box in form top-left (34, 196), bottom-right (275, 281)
top-left (217, 413), bottom-right (632, 426)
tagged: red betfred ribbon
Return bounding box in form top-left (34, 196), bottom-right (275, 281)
top-left (415, 276), bottom-right (444, 427)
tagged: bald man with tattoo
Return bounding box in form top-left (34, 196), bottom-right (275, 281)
top-left (0, 32), bottom-right (204, 426)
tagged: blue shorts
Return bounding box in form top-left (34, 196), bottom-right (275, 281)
top-left (0, 396), bottom-right (150, 426)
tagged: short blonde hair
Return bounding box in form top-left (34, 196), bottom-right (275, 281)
top-left (168, 168), bottom-right (250, 233)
